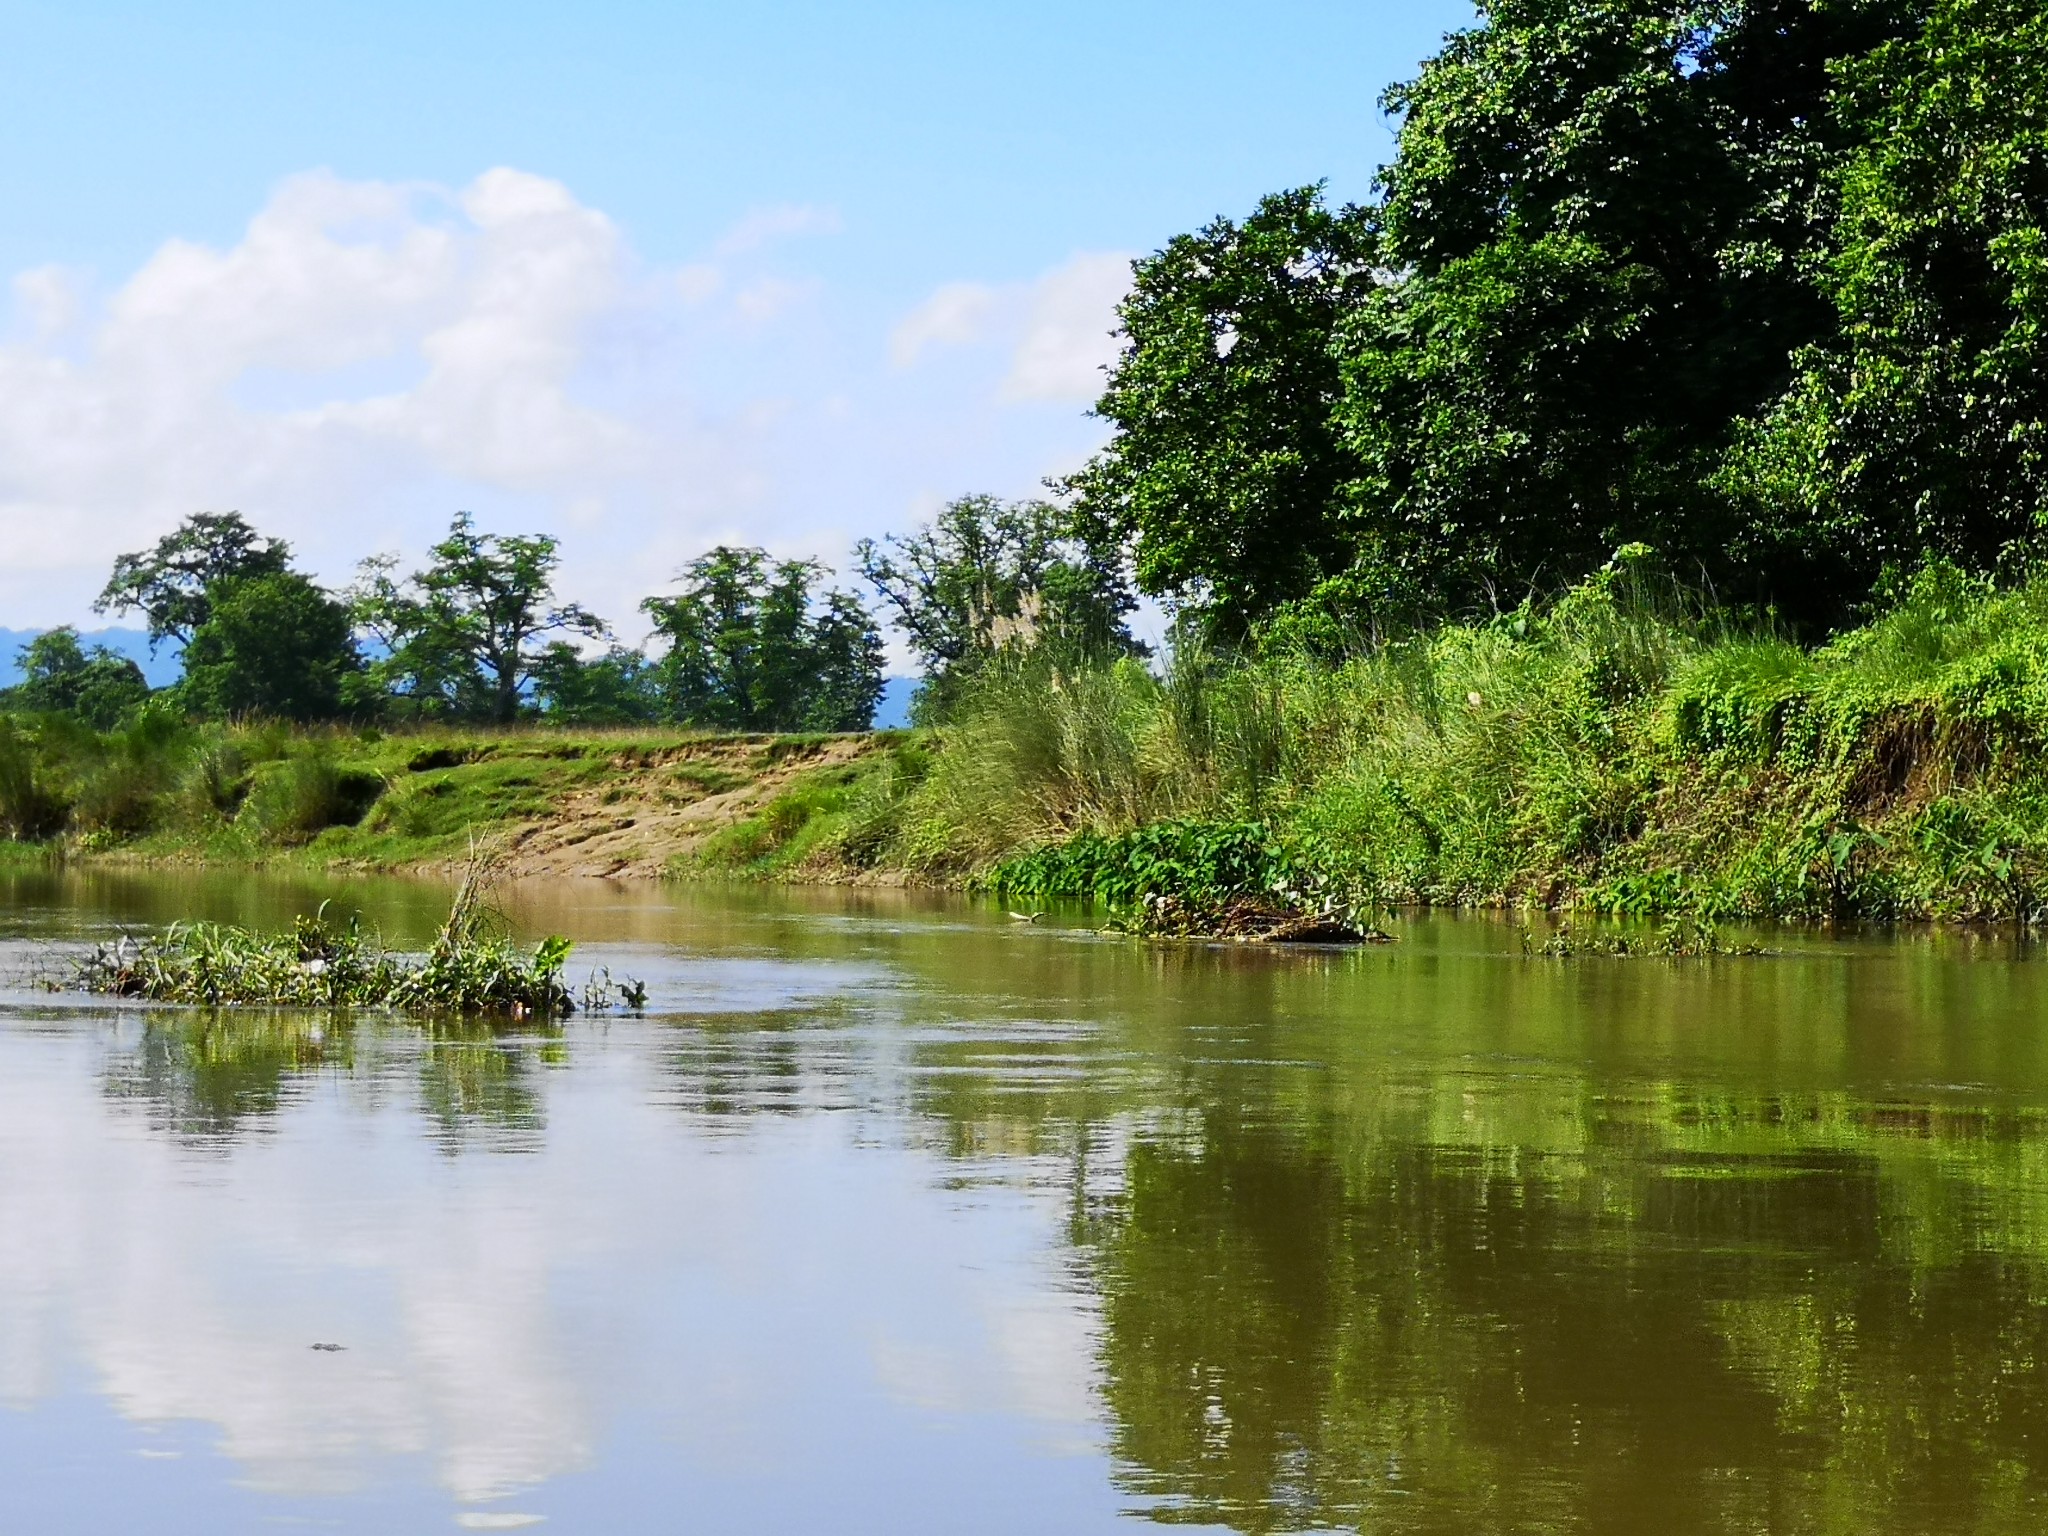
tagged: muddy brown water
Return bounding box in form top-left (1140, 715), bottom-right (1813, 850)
top-left (4, 869), bottom-right (2048, 1533)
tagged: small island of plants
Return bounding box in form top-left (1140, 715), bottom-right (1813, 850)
top-left (66, 858), bottom-right (644, 1017)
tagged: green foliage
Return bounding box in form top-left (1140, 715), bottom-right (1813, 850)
top-left (868, 553), bottom-right (2048, 924)
top-left (529, 643), bottom-right (662, 724)
top-left (95, 511), bottom-right (291, 647)
top-left (1072, 0), bottom-right (2048, 636)
top-left (178, 572), bottom-right (363, 722)
top-left (70, 877), bottom-right (641, 1017)
top-left (0, 627), bottom-right (149, 727)
top-left (1725, 0), bottom-right (2048, 592)
top-left (641, 546), bottom-right (884, 730)
top-left (353, 513), bottom-right (606, 722)
top-left (239, 753), bottom-right (384, 844)
top-left (988, 821), bottom-right (1291, 910)
top-left (1066, 189), bottom-right (1372, 638)
top-left (858, 495), bottom-right (1139, 719)
top-left (687, 738), bottom-right (932, 876)
top-left (0, 719), bottom-right (65, 838)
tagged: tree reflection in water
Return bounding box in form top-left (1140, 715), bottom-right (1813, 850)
top-left (56, 889), bottom-right (2048, 1532)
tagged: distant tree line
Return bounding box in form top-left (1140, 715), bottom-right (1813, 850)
top-left (22, 0), bottom-right (2025, 727)
top-left (0, 495), bottom-right (1140, 731)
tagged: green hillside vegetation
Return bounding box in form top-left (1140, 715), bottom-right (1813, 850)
top-left (0, 712), bottom-right (883, 872)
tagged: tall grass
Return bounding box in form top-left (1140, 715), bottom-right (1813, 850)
top-left (858, 553), bottom-right (2048, 923)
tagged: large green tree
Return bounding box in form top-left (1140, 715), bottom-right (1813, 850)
top-left (1065, 192), bottom-right (1373, 639)
top-left (2, 629), bottom-right (149, 728)
top-left (1724, 0), bottom-right (2048, 589)
top-left (1339, 0), bottom-right (1916, 624)
top-left (177, 573), bottom-right (363, 722)
top-left (1076, 0), bottom-right (1927, 637)
top-left (530, 643), bottom-right (662, 725)
top-left (857, 494), bottom-right (1139, 717)
top-left (641, 547), bottom-right (885, 731)
top-left (354, 514), bottom-right (606, 723)
top-left (95, 512), bottom-right (292, 648)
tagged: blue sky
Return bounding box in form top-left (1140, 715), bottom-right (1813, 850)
top-left (0, 0), bottom-right (1472, 642)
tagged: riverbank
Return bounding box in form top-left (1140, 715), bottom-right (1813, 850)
top-left (0, 719), bottom-right (899, 879)
top-left (820, 554), bottom-right (2048, 928)
top-left (8, 555), bottom-right (2048, 928)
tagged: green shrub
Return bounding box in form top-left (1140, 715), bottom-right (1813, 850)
top-left (239, 754), bottom-right (385, 844)
top-left (0, 720), bottom-right (67, 838)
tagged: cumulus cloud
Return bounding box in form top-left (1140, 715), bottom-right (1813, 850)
top-left (0, 172), bottom-right (866, 630)
top-left (890, 281), bottom-right (1000, 367)
top-left (711, 202), bottom-right (841, 257)
top-left (889, 251), bottom-right (1132, 403)
top-left (0, 170), bottom-right (1119, 647)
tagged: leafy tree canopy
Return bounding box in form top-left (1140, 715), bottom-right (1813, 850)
top-left (353, 514), bottom-right (605, 723)
top-left (857, 495), bottom-right (1140, 718)
top-left (178, 572), bottom-right (363, 722)
top-left (1064, 192), bottom-right (1373, 640)
top-left (2, 628), bottom-right (149, 729)
top-left (96, 512), bottom-right (292, 647)
top-left (1075, 0), bottom-right (1952, 637)
top-left (530, 643), bottom-right (662, 725)
top-left (1722, 0), bottom-right (2048, 591)
top-left (641, 546), bottom-right (884, 732)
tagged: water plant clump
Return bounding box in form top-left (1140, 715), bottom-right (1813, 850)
top-left (69, 859), bottom-right (645, 1018)
top-left (1521, 910), bottom-right (1764, 959)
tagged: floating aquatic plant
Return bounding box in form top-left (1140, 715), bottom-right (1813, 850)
top-left (68, 848), bottom-right (643, 1018)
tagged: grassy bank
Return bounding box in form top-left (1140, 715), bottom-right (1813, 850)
top-left (714, 553), bottom-right (2048, 926)
top-left (0, 714), bottom-right (887, 876)
top-left (13, 553), bottom-right (2048, 928)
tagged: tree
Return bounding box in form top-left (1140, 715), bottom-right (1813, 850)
top-left (641, 547), bottom-right (885, 731)
top-left (1072, 0), bottom-right (1923, 637)
top-left (353, 514), bottom-right (606, 723)
top-left (3, 628), bottom-right (149, 728)
top-left (856, 495), bottom-right (1139, 718)
top-left (1334, 0), bottom-right (1916, 626)
top-left (1068, 190), bottom-right (1374, 640)
top-left (530, 643), bottom-right (662, 724)
top-left (1722, 0), bottom-right (2048, 600)
top-left (177, 573), bottom-right (363, 722)
top-left (96, 512), bottom-right (292, 647)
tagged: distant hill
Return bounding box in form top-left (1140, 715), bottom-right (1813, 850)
top-left (0, 629), bottom-right (183, 690)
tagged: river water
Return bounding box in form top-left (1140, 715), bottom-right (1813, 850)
top-left (3, 870), bottom-right (2048, 1533)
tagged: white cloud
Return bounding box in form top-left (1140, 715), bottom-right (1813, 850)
top-left (890, 281), bottom-right (999, 366)
top-left (0, 172), bottom-right (1115, 646)
top-left (889, 252), bottom-right (1132, 403)
top-left (732, 274), bottom-right (821, 324)
top-left (0, 171), bottom-right (837, 628)
top-left (12, 265), bottom-right (81, 341)
top-left (712, 203), bottom-right (841, 257)
top-left (1002, 252), bottom-right (1131, 402)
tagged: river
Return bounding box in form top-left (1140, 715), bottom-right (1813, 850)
top-left (2, 869), bottom-right (2046, 1533)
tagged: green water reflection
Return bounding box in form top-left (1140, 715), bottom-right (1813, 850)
top-left (10, 869), bottom-right (2048, 1531)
